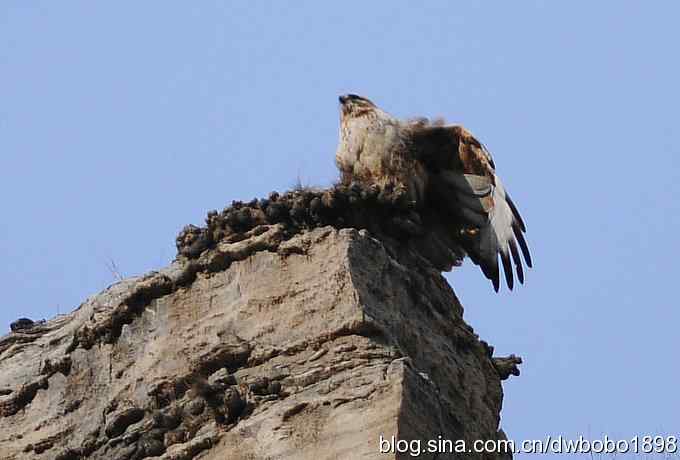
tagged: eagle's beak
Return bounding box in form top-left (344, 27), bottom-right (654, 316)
top-left (338, 94), bottom-right (348, 104)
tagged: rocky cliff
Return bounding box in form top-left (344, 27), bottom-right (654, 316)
top-left (0, 186), bottom-right (520, 460)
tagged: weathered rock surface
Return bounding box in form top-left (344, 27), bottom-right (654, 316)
top-left (0, 225), bottom-right (517, 459)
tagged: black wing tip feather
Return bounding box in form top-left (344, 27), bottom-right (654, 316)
top-left (508, 239), bottom-right (524, 285)
top-left (506, 194), bottom-right (533, 269)
top-left (505, 193), bottom-right (527, 232)
top-left (512, 223), bottom-right (533, 268)
top-left (500, 250), bottom-right (514, 291)
top-left (473, 242), bottom-right (531, 292)
top-left (479, 256), bottom-right (500, 293)
top-left (475, 248), bottom-right (522, 293)
top-left (459, 222), bottom-right (532, 293)
top-left (489, 267), bottom-right (500, 293)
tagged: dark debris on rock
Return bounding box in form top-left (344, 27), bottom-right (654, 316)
top-left (176, 183), bottom-right (431, 261)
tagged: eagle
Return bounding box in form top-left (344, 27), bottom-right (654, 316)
top-left (335, 94), bottom-right (532, 291)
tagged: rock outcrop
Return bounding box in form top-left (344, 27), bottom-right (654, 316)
top-left (0, 189), bottom-right (519, 459)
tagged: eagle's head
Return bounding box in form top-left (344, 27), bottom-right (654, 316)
top-left (338, 94), bottom-right (377, 119)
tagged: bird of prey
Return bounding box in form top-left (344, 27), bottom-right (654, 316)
top-left (335, 94), bottom-right (532, 291)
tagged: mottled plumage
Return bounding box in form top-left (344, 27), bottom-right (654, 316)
top-left (335, 94), bottom-right (532, 291)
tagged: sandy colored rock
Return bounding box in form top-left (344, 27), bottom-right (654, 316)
top-left (0, 226), bottom-right (515, 459)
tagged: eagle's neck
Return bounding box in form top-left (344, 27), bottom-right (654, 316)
top-left (340, 109), bottom-right (398, 145)
top-left (336, 108), bottom-right (428, 205)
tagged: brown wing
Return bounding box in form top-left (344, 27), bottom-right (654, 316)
top-left (410, 124), bottom-right (532, 291)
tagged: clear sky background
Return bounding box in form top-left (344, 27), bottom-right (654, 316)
top-left (2, 2), bottom-right (679, 457)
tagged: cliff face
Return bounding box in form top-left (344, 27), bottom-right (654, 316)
top-left (0, 225), bottom-right (517, 460)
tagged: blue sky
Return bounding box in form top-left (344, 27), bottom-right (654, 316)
top-left (2, 2), bottom-right (679, 457)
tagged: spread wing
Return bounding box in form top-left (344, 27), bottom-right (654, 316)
top-left (410, 124), bottom-right (532, 291)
